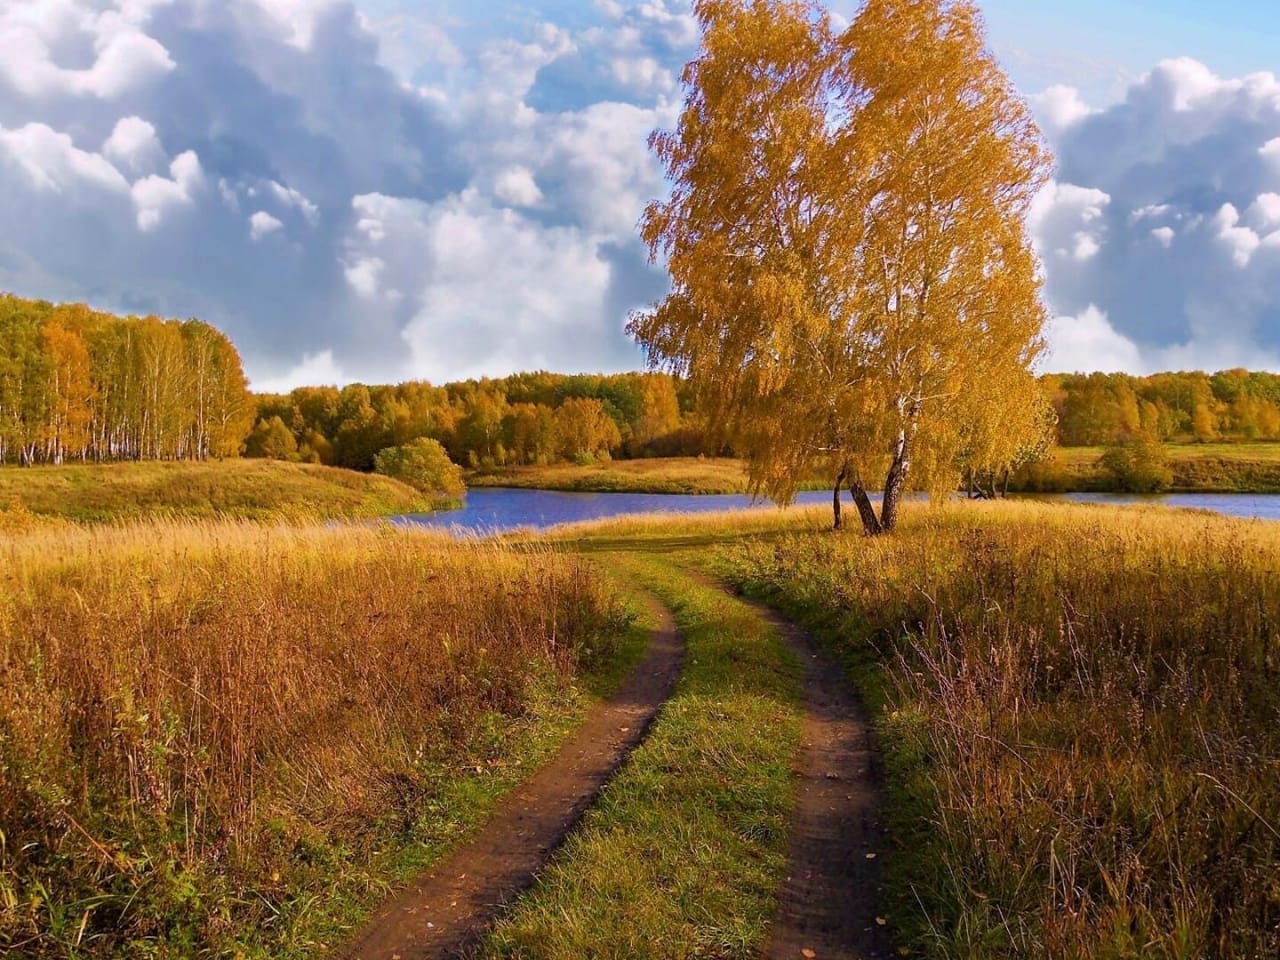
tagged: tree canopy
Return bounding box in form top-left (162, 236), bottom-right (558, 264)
top-left (630, 0), bottom-right (1052, 533)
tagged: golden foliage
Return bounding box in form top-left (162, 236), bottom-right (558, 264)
top-left (631, 0), bottom-right (1052, 531)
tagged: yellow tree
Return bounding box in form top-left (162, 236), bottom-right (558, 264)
top-left (631, 0), bottom-right (1051, 532)
top-left (40, 319), bottom-right (95, 463)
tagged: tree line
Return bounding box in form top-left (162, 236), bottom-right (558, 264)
top-left (1049, 370), bottom-right (1280, 446)
top-left (0, 295), bottom-right (254, 465)
top-left (250, 371), bottom-right (700, 471)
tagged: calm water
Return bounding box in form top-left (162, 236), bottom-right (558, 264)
top-left (394, 487), bottom-right (1280, 534)
top-left (395, 488), bottom-right (836, 534)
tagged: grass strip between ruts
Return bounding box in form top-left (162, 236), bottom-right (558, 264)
top-left (482, 551), bottom-right (804, 959)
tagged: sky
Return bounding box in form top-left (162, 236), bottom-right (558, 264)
top-left (1, 1), bottom-right (1279, 389)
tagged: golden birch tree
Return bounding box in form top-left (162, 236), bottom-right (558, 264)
top-left (630, 0), bottom-right (1052, 532)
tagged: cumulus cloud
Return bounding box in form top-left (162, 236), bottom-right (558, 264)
top-left (103, 117), bottom-right (165, 173)
top-left (1031, 58), bottom-right (1280, 373)
top-left (1042, 306), bottom-right (1144, 374)
top-left (249, 210), bottom-right (284, 241)
top-left (0, 0), bottom-right (685, 388)
top-left (132, 150), bottom-right (203, 231)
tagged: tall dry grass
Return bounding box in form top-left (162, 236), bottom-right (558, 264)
top-left (727, 501), bottom-right (1280, 959)
top-left (0, 519), bottom-right (623, 955)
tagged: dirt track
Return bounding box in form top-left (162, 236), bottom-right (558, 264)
top-left (700, 580), bottom-right (888, 960)
top-left (339, 593), bottom-right (682, 960)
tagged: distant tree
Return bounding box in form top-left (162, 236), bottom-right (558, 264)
top-left (554, 397), bottom-right (623, 464)
top-left (374, 438), bottom-right (466, 500)
top-left (630, 0), bottom-right (1051, 533)
top-left (245, 416), bottom-right (298, 460)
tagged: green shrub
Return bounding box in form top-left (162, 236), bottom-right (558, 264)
top-left (1099, 435), bottom-right (1173, 493)
top-left (374, 438), bottom-right (466, 501)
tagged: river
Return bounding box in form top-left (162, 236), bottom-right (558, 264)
top-left (394, 487), bottom-right (1280, 535)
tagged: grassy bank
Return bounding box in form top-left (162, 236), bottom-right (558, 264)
top-left (473, 446), bottom-right (1280, 497)
top-left (0, 520), bottom-right (632, 957)
top-left (0, 460), bottom-right (436, 524)
top-left (719, 501), bottom-right (1280, 958)
top-left (470, 457), bottom-right (827, 496)
top-left (483, 553), bottom-right (803, 958)
top-left (1016, 442), bottom-right (1280, 493)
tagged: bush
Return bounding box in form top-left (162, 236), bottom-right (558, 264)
top-left (1099, 434), bottom-right (1173, 492)
top-left (374, 438), bottom-right (466, 501)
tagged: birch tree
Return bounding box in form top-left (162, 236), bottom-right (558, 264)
top-left (630, 0), bottom-right (1051, 533)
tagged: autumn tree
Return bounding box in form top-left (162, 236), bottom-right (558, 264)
top-left (630, 0), bottom-right (1051, 533)
top-left (374, 438), bottom-right (466, 501)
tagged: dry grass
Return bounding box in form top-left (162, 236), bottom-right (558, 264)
top-left (470, 457), bottom-right (827, 495)
top-left (0, 519), bottom-right (625, 956)
top-left (0, 460), bottom-right (432, 523)
top-left (724, 500), bottom-right (1280, 958)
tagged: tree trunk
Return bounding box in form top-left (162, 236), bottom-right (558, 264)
top-left (833, 468), bottom-right (846, 530)
top-left (850, 475), bottom-right (883, 536)
top-left (880, 428), bottom-right (911, 532)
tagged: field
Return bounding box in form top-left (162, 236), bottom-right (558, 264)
top-left (2, 497), bottom-right (1277, 957)
top-left (472, 447), bottom-right (1280, 496)
top-left (716, 502), bottom-right (1280, 957)
top-left (470, 456), bottom-right (830, 495)
top-left (1018, 443), bottom-right (1280, 493)
top-left (0, 460), bottom-right (434, 524)
top-left (0, 520), bottom-right (632, 956)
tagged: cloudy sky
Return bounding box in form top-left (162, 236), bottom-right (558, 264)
top-left (2, 1), bottom-right (1279, 388)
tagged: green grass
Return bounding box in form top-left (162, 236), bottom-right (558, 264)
top-left (481, 552), bottom-right (804, 959)
top-left (1017, 443), bottom-right (1280, 493)
top-left (470, 457), bottom-right (828, 496)
top-left (0, 460), bottom-right (435, 523)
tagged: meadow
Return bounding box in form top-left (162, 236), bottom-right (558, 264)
top-left (1017, 443), bottom-right (1280, 493)
top-left (2, 492), bottom-right (1277, 958)
top-left (715, 502), bottom-right (1280, 958)
top-left (469, 456), bottom-right (828, 495)
top-left (0, 520), bottom-right (630, 956)
top-left (0, 460), bottom-right (434, 524)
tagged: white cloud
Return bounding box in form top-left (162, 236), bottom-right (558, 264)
top-left (103, 117), bottom-right (165, 174)
top-left (251, 349), bottom-right (347, 393)
top-left (0, 122), bottom-right (129, 194)
top-left (344, 256), bottom-right (385, 299)
top-left (493, 167), bottom-right (544, 208)
top-left (1033, 57), bottom-right (1280, 373)
top-left (347, 189), bottom-right (619, 383)
top-left (1031, 84), bottom-right (1094, 135)
top-left (1213, 204), bottom-right (1261, 268)
top-left (268, 181), bottom-right (319, 224)
top-left (1043, 306), bottom-right (1145, 374)
top-left (0, 4), bottom-right (175, 99)
top-left (249, 210), bottom-right (284, 241)
top-left (132, 150), bottom-right (203, 231)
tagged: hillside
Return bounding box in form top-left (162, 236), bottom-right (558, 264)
top-left (0, 460), bottom-right (433, 523)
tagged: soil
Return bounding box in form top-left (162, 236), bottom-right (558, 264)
top-left (736, 593), bottom-right (890, 960)
top-left (338, 594), bottom-right (682, 959)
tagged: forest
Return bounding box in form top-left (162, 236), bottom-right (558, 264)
top-left (0, 295), bottom-right (254, 465)
top-left (6, 294), bottom-right (1280, 475)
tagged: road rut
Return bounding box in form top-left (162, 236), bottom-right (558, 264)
top-left (340, 593), bottom-right (682, 960)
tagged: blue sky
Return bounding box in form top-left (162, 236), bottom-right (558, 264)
top-left (980, 0), bottom-right (1280, 102)
top-left (0, 0), bottom-right (1278, 386)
